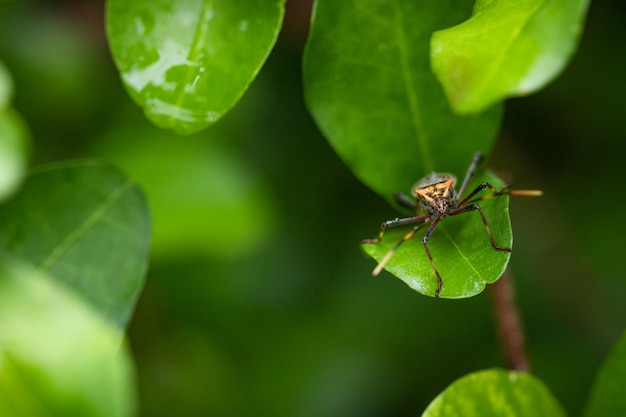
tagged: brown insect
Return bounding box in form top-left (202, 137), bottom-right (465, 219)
top-left (361, 152), bottom-right (542, 297)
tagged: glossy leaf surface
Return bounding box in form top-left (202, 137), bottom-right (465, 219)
top-left (303, 0), bottom-right (502, 201)
top-left (423, 368), bottom-right (565, 417)
top-left (431, 0), bottom-right (590, 114)
top-left (0, 260), bottom-right (136, 417)
top-left (361, 170), bottom-right (511, 298)
top-left (106, 0), bottom-right (285, 134)
top-left (0, 162), bottom-right (151, 329)
top-left (584, 331), bottom-right (626, 417)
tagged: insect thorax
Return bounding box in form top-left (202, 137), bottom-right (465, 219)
top-left (411, 173), bottom-right (458, 214)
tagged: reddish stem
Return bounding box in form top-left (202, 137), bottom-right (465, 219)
top-left (489, 270), bottom-right (530, 372)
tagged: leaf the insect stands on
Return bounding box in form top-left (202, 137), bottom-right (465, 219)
top-left (361, 169), bottom-right (512, 299)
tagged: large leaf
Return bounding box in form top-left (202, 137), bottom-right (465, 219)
top-left (423, 368), bottom-right (565, 417)
top-left (106, 0), bottom-right (285, 134)
top-left (431, 0), bottom-right (590, 114)
top-left (584, 330), bottom-right (626, 417)
top-left (303, 0), bottom-right (502, 201)
top-left (0, 162), bottom-right (151, 329)
top-left (0, 259), bottom-right (136, 417)
top-left (361, 170), bottom-right (511, 298)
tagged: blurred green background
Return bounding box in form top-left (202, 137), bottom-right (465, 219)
top-left (1, 0), bottom-right (625, 416)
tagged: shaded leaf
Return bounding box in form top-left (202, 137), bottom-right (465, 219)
top-left (93, 121), bottom-right (278, 260)
top-left (423, 368), bottom-right (565, 417)
top-left (584, 330), bottom-right (626, 417)
top-left (106, 0), bottom-right (285, 134)
top-left (0, 162), bottom-right (150, 329)
top-left (431, 0), bottom-right (590, 114)
top-left (361, 170), bottom-right (511, 298)
top-left (0, 259), bottom-right (136, 417)
top-left (303, 0), bottom-right (502, 201)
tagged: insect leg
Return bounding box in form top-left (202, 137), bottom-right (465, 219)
top-left (422, 215), bottom-right (444, 297)
top-left (457, 152), bottom-right (484, 197)
top-left (371, 221), bottom-right (429, 276)
top-left (360, 214), bottom-right (429, 244)
top-left (450, 204), bottom-right (512, 252)
top-left (457, 181), bottom-right (509, 206)
top-left (394, 191), bottom-right (420, 211)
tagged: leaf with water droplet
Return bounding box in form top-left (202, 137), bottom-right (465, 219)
top-left (106, 0), bottom-right (285, 134)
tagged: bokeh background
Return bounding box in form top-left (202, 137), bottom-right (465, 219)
top-left (1, 0), bottom-right (625, 415)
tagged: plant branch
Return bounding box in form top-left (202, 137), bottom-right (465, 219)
top-left (489, 269), bottom-right (530, 372)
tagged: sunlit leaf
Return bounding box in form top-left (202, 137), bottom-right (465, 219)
top-left (423, 368), bottom-right (565, 417)
top-left (361, 170), bottom-right (511, 298)
top-left (106, 0), bottom-right (285, 134)
top-left (584, 330), bottom-right (626, 417)
top-left (303, 0), bottom-right (502, 201)
top-left (431, 0), bottom-right (590, 114)
top-left (0, 162), bottom-right (151, 329)
top-left (0, 259), bottom-right (136, 417)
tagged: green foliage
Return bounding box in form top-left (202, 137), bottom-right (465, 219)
top-left (584, 331), bottom-right (626, 417)
top-left (0, 0), bottom-right (617, 416)
top-left (361, 171), bottom-right (511, 298)
top-left (431, 0), bottom-right (590, 114)
top-left (423, 369), bottom-right (565, 417)
top-left (0, 162), bottom-right (151, 329)
top-left (0, 259), bottom-right (136, 417)
top-left (303, 0), bottom-right (502, 199)
top-left (106, 0), bottom-right (285, 134)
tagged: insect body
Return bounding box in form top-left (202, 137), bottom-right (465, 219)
top-left (361, 152), bottom-right (541, 298)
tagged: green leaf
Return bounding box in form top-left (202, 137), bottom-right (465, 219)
top-left (423, 368), bottom-right (565, 417)
top-left (93, 121), bottom-right (278, 260)
top-left (0, 162), bottom-right (151, 329)
top-left (584, 330), bottom-right (626, 417)
top-left (106, 0), bottom-right (285, 134)
top-left (303, 0), bottom-right (502, 201)
top-left (361, 170), bottom-right (511, 298)
top-left (0, 259), bottom-right (136, 417)
top-left (0, 107), bottom-right (29, 202)
top-left (431, 0), bottom-right (590, 114)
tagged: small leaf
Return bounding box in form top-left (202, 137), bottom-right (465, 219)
top-left (423, 368), bottom-right (565, 417)
top-left (0, 107), bottom-right (29, 202)
top-left (0, 162), bottom-right (151, 329)
top-left (361, 170), bottom-right (511, 298)
top-left (0, 259), bottom-right (136, 417)
top-left (431, 0), bottom-right (590, 114)
top-left (584, 330), bottom-right (626, 417)
top-left (303, 0), bottom-right (502, 201)
top-left (106, 0), bottom-right (285, 134)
